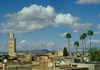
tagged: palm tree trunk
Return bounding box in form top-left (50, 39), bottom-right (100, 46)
top-left (82, 39), bottom-right (84, 57)
top-left (90, 35), bottom-right (91, 50)
top-left (68, 38), bottom-right (70, 58)
top-left (76, 46), bottom-right (78, 56)
top-left (76, 46), bottom-right (77, 57)
top-left (85, 38), bottom-right (86, 54)
top-left (77, 46), bottom-right (78, 59)
top-left (84, 39), bottom-right (85, 55)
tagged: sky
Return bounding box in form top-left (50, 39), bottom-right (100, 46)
top-left (0, 0), bottom-right (100, 53)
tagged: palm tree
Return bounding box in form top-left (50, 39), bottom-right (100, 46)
top-left (80, 35), bottom-right (85, 56)
top-left (82, 33), bottom-right (87, 54)
top-left (87, 30), bottom-right (94, 50)
top-left (74, 41), bottom-right (79, 57)
top-left (66, 33), bottom-right (71, 57)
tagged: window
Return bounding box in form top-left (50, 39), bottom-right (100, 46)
top-left (11, 50), bottom-right (12, 52)
top-left (11, 46), bottom-right (12, 48)
top-left (10, 43), bottom-right (12, 44)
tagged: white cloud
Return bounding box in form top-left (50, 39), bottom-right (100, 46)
top-left (76, 0), bottom-right (100, 4)
top-left (17, 5), bottom-right (57, 21)
top-left (91, 40), bottom-right (100, 43)
top-left (0, 42), bottom-right (8, 52)
top-left (1, 39), bottom-right (100, 52)
top-left (1, 5), bottom-right (56, 34)
top-left (73, 30), bottom-right (79, 33)
top-left (98, 14), bottom-right (100, 18)
top-left (86, 40), bottom-right (100, 47)
top-left (97, 24), bottom-right (100, 29)
top-left (17, 41), bottom-right (60, 51)
top-left (15, 36), bottom-right (24, 38)
top-left (20, 40), bottom-right (27, 43)
top-left (4, 14), bottom-right (12, 17)
top-left (94, 31), bottom-right (100, 34)
top-left (73, 30), bottom-right (81, 35)
top-left (0, 4), bottom-right (94, 34)
top-left (60, 32), bottom-right (67, 37)
top-left (54, 13), bottom-right (80, 27)
top-left (70, 23), bottom-right (94, 29)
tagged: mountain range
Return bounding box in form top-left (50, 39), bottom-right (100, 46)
top-left (0, 49), bottom-right (57, 54)
top-left (0, 49), bottom-right (82, 54)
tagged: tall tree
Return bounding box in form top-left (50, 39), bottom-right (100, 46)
top-left (63, 47), bottom-right (68, 56)
top-left (87, 30), bottom-right (93, 50)
top-left (80, 35), bottom-right (85, 56)
top-left (74, 41), bottom-right (79, 57)
top-left (66, 33), bottom-right (71, 57)
top-left (82, 33), bottom-right (87, 54)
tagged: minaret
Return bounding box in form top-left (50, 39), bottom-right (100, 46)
top-left (8, 33), bottom-right (17, 56)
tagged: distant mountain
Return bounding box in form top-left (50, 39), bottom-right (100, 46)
top-left (0, 49), bottom-right (82, 54)
top-left (0, 52), bottom-right (8, 54)
top-left (16, 49), bottom-right (57, 54)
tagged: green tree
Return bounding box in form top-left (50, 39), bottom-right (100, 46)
top-left (66, 33), bottom-right (71, 57)
top-left (82, 33), bottom-right (87, 54)
top-left (87, 30), bottom-right (94, 50)
top-left (74, 41), bottom-right (79, 57)
top-left (80, 35), bottom-right (85, 56)
top-left (52, 52), bottom-right (55, 55)
top-left (63, 47), bottom-right (68, 56)
top-left (87, 47), bottom-right (100, 61)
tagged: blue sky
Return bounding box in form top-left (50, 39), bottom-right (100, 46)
top-left (0, 0), bottom-right (100, 52)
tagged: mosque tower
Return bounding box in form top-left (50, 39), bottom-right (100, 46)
top-left (8, 33), bottom-right (17, 56)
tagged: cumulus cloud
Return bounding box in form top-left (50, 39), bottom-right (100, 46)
top-left (98, 14), bottom-right (100, 18)
top-left (17, 40), bottom-right (60, 51)
top-left (1, 39), bottom-right (100, 52)
top-left (0, 42), bottom-right (8, 52)
top-left (73, 30), bottom-right (81, 34)
top-left (70, 23), bottom-right (94, 29)
top-left (86, 40), bottom-right (100, 48)
top-left (54, 13), bottom-right (80, 27)
top-left (0, 4), bottom-right (94, 34)
top-left (19, 40), bottom-right (27, 43)
top-left (76, 0), bottom-right (100, 4)
top-left (60, 32), bottom-right (67, 37)
top-left (94, 31), bottom-right (100, 34)
top-left (15, 36), bottom-right (24, 38)
top-left (97, 24), bottom-right (100, 29)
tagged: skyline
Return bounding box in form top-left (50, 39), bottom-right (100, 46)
top-left (0, 0), bottom-right (100, 52)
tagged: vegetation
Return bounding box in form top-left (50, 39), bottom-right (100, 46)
top-left (80, 35), bottom-right (85, 56)
top-left (82, 33), bottom-right (87, 53)
top-left (52, 52), bottom-right (55, 54)
top-left (74, 41), bottom-right (79, 57)
top-left (17, 55), bottom-right (26, 58)
top-left (63, 47), bottom-right (68, 56)
top-left (66, 33), bottom-right (71, 57)
top-left (33, 55), bottom-right (37, 59)
top-left (87, 30), bottom-right (94, 50)
top-left (87, 47), bottom-right (100, 61)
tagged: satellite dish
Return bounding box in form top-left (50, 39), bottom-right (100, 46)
top-left (4, 59), bottom-right (7, 63)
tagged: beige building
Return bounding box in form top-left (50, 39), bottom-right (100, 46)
top-left (58, 51), bottom-right (63, 56)
top-left (8, 33), bottom-right (17, 56)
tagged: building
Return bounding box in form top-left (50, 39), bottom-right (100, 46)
top-left (58, 51), bottom-right (63, 56)
top-left (39, 55), bottom-right (51, 62)
top-left (68, 53), bottom-right (73, 56)
top-left (8, 33), bottom-right (17, 56)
